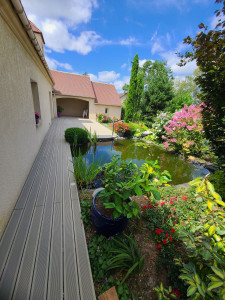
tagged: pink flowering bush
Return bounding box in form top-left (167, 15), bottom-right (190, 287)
top-left (163, 103), bottom-right (209, 156)
top-left (97, 113), bottom-right (112, 123)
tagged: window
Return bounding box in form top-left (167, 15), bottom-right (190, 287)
top-left (31, 80), bottom-right (41, 123)
top-left (105, 108), bottom-right (108, 114)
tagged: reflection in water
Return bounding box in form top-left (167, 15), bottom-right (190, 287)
top-left (75, 140), bottom-right (209, 185)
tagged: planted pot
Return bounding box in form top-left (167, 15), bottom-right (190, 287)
top-left (91, 188), bottom-right (129, 237)
top-left (57, 112), bottom-right (61, 117)
top-left (118, 132), bottom-right (124, 137)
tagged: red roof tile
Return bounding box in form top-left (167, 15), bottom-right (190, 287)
top-left (92, 82), bottom-right (122, 106)
top-left (29, 20), bottom-right (45, 44)
top-left (51, 70), bottom-right (122, 106)
top-left (51, 70), bottom-right (96, 99)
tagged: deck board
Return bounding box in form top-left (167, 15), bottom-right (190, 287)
top-left (0, 118), bottom-right (96, 300)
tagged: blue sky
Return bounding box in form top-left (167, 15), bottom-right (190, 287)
top-left (22, 0), bottom-right (221, 91)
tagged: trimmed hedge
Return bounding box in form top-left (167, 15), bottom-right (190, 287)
top-left (64, 127), bottom-right (89, 145)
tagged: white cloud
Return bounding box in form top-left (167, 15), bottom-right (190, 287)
top-left (98, 71), bottom-right (120, 82)
top-left (88, 73), bottom-right (98, 81)
top-left (22, 0), bottom-right (109, 55)
top-left (41, 19), bottom-right (103, 54)
top-left (114, 76), bottom-right (130, 92)
top-left (151, 41), bottom-right (164, 54)
top-left (46, 56), bottom-right (73, 71)
top-left (88, 71), bottom-right (129, 92)
top-left (121, 63), bottom-right (127, 69)
top-left (139, 59), bottom-right (147, 67)
top-left (161, 49), bottom-right (197, 77)
top-left (210, 14), bottom-right (225, 29)
top-left (150, 30), bottom-right (158, 41)
top-left (23, 0), bottom-right (98, 27)
top-left (120, 37), bottom-right (139, 46)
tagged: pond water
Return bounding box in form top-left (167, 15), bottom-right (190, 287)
top-left (75, 139), bottom-right (209, 185)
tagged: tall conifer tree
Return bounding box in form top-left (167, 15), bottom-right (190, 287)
top-left (125, 54), bottom-right (139, 122)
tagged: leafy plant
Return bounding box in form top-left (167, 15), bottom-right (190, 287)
top-left (97, 113), bottom-right (112, 123)
top-left (106, 234), bottom-right (144, 284)
top-left (98, 156), bottom-right (171, 219)
top-left (209, 170), bottom-right (225, 201)
top-left (73, 150), bottom-right (102, 189)
top-left (65, 127), bottom-right (89, 145)
top-left (176, 176), bottom-right (225, 299)
top-left (80, 194), bottom-right (92, 231)
top-left (57, 105), bottom-right (64, 113)
top-left (154, 283), bottom-right (179, 299)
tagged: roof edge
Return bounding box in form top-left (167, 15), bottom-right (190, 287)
top-left (11, 0), bottom-right (54, 84)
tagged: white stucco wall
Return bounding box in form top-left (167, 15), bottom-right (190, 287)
top-left (0, 13), bottom-right (53, 237)
top-left (95, 104), bottom-right (121, 120)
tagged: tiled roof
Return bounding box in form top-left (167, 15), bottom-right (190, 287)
top-left (118, 92), bottom-right (127, 98)
top-left (92, 82), bottom-right (122, 106)
top-left (51, 70), bottom-right (96, 99)
top-left (29, 20), bottom-right (45, 44)
top-left (51, 70), bottom-right (122, 106)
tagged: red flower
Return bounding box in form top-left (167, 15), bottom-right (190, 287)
top-left (148, 204), bottom-right (153, 208)
top-left (142, 205), bottom-right (147, 211)
top-left (182, 196), bottom-right (187, 201)
top-left (156, 228), bottom-right (163, 235)
top-left (163, 239), bottom-right (167, 244)
top-left (160, 202), bottom-right (165, 206)
top-left (169, 200), bottom-right (174, 204)
top-left (170, 197), bottom-right (178, 201)
top-left (171, 228), bottom-right (175, 233)
top-left (158, 244), bottom-right (161, 249)
top-left (166, 233), bottom-right (169, 238)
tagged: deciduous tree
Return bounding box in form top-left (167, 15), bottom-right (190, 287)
top-left (179, 0), bottom-right (225, 166)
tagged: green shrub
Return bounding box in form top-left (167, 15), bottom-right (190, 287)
top-left (73, 151), bottom-right (102, 189)
top-left (209, 170), bottom-right (225, 201)
top-left (64, 127), bottom-right (89, 145)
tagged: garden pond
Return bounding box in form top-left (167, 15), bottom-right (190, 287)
top-left (75, 139), bottom-right (209, 185)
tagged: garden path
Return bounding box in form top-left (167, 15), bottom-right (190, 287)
top-left (62, 117), bottom-right (117, 139)
top-left (0, 118), bottom-right (96, 300)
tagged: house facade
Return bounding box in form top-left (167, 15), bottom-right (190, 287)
top-left (0, 0), bottom-right (121, 238)
top-left (0, 0), bottom-right (54, 237)
top-left (52, 70), bottom-right (122, 120)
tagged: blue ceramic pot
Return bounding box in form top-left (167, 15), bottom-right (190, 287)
top-left (91, 189), bottom-right (129, 237)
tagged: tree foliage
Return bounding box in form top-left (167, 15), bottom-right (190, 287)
top-left (165, 92), bottom-right (194, 113)
top-left (125, 54), bottom-right (139, 122)
top-left (141, 60), bottom-right (174, 123)
top-left (173, 69), bottom-right (201, 103)
top-left (179, 0), bottom-right (225, 167)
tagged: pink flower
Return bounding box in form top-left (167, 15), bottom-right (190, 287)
top-left (160, 202), bottom-right (165, 206)
top-left (169, 200), bottom-right (174, 204)
top-left (182, 196), bottom-right (187, 201)
top-left (170, 197), bottom-right (178, 201)
top-left (164, 142), bottom-right (169, 149)
top-left (172, 208), bottom-right (176, 211)
top-left (182, 222), bottom-right (185, 226)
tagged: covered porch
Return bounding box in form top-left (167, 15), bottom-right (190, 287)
top-left (56, 96), bottom-right (90, 118)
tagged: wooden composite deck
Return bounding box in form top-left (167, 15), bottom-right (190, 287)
top-left (0, 118), bottom-right (96, 300)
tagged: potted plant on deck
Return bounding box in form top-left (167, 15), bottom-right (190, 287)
top-left (35, 112), bottom-right (40, 124)
top-left (57, 105), bottom-right (64, 117)
top-left (91, 156), bottom-right (171, 237)
top-left (114, 122), bottom-right (130, 137)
